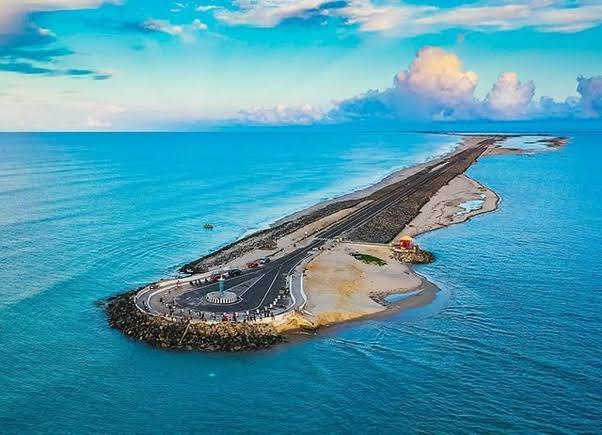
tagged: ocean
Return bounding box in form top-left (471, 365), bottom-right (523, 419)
top-left (0, 130), bottom-right (600, 433)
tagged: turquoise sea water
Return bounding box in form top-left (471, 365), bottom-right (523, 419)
top-left (1, 131), bottom-right (600, 433)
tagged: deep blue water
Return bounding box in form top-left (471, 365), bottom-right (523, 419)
top-left (1, 131), bottom-right (600, 433)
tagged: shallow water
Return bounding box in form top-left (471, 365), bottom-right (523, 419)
top-left (1, 131), bottom-right (600, 433)
top-left (456, 198), bottom-right (485, 215)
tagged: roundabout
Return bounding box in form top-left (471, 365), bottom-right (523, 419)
top-left (205, 291), bottom-right (238, 304)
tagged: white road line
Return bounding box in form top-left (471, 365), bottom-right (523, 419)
top-left (299, 273), bottom-right (306, 311)
top-left (250, 267), bottom-right (282, 311)
top-left (237, 274), bottom-right (266, 298)
top-left (288, 275), bottom-right (295, 308)
top-left (137, 285), bottom-right (177, 314)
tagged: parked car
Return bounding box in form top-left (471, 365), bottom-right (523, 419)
top-left (229, 269), bottom-right (242, 276)
top-left (259, 257), bottom-right (271, 264)
top-left (247, 261), bottom-right (259, 269)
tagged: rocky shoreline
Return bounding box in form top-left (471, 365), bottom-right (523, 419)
top-left (104, 290), bottom-right (283, 352)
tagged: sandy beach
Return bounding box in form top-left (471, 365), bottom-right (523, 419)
top-left (298, 166), bottom-right (499, 329)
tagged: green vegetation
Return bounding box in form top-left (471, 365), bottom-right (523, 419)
top-left (352, 253), bottom-right (387, 266)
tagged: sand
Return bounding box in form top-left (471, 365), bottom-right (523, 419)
top-left (302, 243), bottom-right (422, 328)
top-left (398, 174), bottom-right (499, 239)
top-left (484, 135), bottom-right (568, 156)
top-left (298, 174), bottom-right (499, 329)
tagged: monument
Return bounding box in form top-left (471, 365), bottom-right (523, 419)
top-left (205, 275), bottom-right (238, 304)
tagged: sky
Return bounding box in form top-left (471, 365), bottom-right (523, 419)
top-left (0, 0), bottom-right (601, 130)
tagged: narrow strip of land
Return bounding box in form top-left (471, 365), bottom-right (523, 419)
top-left (134, 138), bottom-right (494, 321)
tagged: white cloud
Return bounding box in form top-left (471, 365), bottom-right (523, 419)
top-left (210, 0), bottom-right (602, 36)
top-left (394, 46), bottom-right (478, 107)
top-left (83, 101), bottom-right (126, 129)
top-left (141, 18), bottom-right (208, 41)
top-left (215, 0), bottom-right (332, 27)
top-left (330, 46), bottom-right (602, 122)
top-left (87, 117), bottom-right (112, 128)
top-left (332, 47), bottom-right (480, 121)
top-left (142, 19), bottom-right (185, 36)
top-left (485, 72), bottom-right (535, 119)
top-left (576, 75), bottom-right (602, 118)
top-left (196, 5), bottom-right (220, 12)
top-left (35, 25), bottom-right (55, 37)
top-left (349, 1), bottom-right (602, 35)
top-left (339, 1), bottom-right (433, 33)
top-left (231, 46), bottom-right (601, 125)
top-left (239, 103), bottom-right (326, 124)
top-left (192, 19), bottom-right (208, 31)
top-left (22, 0), bottom-right (119, 8)
top-left (0, 0), bottom-right (120, 35)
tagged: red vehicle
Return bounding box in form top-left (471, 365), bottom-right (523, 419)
top-left (209, 273), bottom-right (221, 282)
top-left (247, 261), bottom-right (259, 269)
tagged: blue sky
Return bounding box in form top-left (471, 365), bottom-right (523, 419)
top-left (0, 0), bottom-right (601, 130)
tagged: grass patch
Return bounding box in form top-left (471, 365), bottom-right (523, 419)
top-left (352, 253), bottom-right (387, 266)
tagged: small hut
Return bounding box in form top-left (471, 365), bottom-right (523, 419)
top-left (399, 235), bottom-right (413, 250)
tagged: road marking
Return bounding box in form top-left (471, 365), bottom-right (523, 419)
top-left (250, 267), bottom-right (282, 311)
top-left (237, 274), bottom-right (266, 298)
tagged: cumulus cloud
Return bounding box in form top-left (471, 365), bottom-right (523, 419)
top-left (239, 103), bottom-right (326, 124)
top-left (328, 47), bottom-right (601, 123)
top-left (332, 46), bottom-right (480, 121)
top-left (485, 72), bottom-right (535, 119)
top-left (210, 0), bottom-right (602, 36)
top-left (394, 46), bottom-right (478, 107)
top-left (236, 46), bottom-right (599, 125)
top-left (576, 76), bottom-right (602, 118)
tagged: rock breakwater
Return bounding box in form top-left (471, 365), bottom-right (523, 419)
top-left (104, 291), bottom-right (283, 352)
top-left (393, 248), bottom-right (434, 264)
top-left (347, 144), bottom-right (491, 244)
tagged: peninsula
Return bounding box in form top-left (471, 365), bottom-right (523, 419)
top-left (104, 134), bottom-right (567, 351)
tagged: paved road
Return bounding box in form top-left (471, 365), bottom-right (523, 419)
top-left (137, 140), bottom-right (492, 316)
